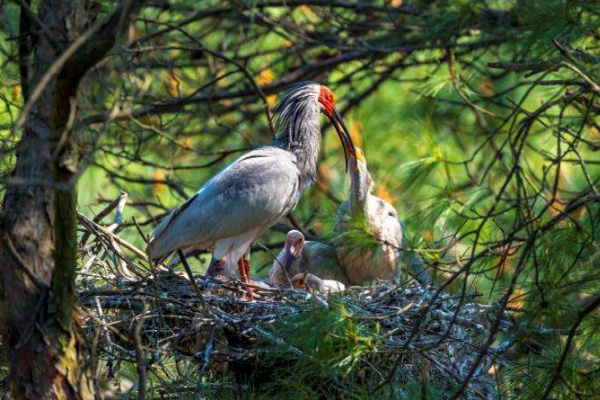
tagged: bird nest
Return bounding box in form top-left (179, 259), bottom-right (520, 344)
top-left (76, 196), bottom-right (507, 398)
top-left (79, 270), bottom-right (509, 399)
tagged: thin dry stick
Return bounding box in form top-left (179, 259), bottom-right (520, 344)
top-left (133, 302), bottom-right (149, 400)
top-left (94, 296), bottom-right (114, 376)
top-left (178, 249), bottom-right (209, 311)
top-left (78, 212), bottom-right (148, 261)
top-left (80, 192), bottom-right (127, 246)
top-left (2, 234), bottom-right (45, 290)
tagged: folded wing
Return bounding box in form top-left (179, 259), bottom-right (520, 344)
top-left (149, 147), bottom-right (301, 260)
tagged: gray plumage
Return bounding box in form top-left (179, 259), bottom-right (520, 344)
top-left (333, 149), bottom-right (404, 285)
top-left (270, 230), bottom-right (350, 288)
top-left (148, 83), bottom-right (355, 288)
top-left (150, 146), bottom-right (301, 262)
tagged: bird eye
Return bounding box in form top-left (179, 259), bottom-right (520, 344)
top-left (388, 211), bottom-right (395, 217)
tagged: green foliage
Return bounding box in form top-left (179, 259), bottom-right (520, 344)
top-left (2, 0), bottom-right (600, 397)
top-left (258, 299), bottom-right (380, 398)
top-left (515, 0), bottom-right (600, 55)
top-left (333, 213), bottom-right (382, 259)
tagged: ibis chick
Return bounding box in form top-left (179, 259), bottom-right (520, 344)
top-left (270, 230), bottom-right (350, 288)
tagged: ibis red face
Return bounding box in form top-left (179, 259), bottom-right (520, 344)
top-left (318, 86), bottom-right (336, 118)
top-left (318, 86), bottom-right (356, 171)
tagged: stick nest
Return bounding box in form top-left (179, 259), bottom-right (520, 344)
top-left (77, 196), bottom-right (508, 398)
top-left (79, 270), bottom-right (509, 399)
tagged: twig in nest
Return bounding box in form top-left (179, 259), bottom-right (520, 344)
top-left (78, 212), bottom-right (149, 261)
top-left (80, 191), bottom-right (128, 246)
top-left (133, 301), bottom-right (149, 400)
top-left (178, 249), bottom-right (209, 311)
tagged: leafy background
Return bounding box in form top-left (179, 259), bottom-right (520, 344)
top-left (1, 0), bottom-right (600, 398)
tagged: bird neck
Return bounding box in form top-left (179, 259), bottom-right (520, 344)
top-left (350, 161), bottom-right (372, 215)
top-left (275, 102), bottom-right (322, 187)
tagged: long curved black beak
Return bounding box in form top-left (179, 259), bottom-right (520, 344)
top-left (329, 108), bottom-right (356, 172)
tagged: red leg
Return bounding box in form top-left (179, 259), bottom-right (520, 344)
top-left (243, 258), bottom-right (254, 300)
top-left (243, 259), bottom-right (251, 281)
top-left (237, 259), bottom-right (254, 301)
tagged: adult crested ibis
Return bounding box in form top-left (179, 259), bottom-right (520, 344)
top-left (333, 148), bottom-right (405, 285)
top-left (269, 230), bottom-right (350, 288)
top-left (148, 83), bottom-right (355, 299)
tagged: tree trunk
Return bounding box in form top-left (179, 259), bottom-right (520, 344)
top-left (0, 1), bottom-right (144, 398)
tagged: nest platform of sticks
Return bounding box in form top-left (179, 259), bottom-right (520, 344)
top-left (77, 195), bottom-right (509, 399)
top-left (79, 269), bottom-right (510, 399)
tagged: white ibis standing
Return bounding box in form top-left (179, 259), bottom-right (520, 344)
top-left (269, 230), bottom-right (350, 288)
top-left (148, 83), bottom-right (355, 299)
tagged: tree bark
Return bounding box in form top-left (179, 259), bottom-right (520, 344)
top-left (0, 1), bottom-right (144, 398)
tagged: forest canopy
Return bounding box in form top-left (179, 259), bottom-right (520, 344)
top-left (0, 0), bottom-right (599, 398)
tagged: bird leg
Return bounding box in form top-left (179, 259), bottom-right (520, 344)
top-left (238, 258), bottom-right (254, 301)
